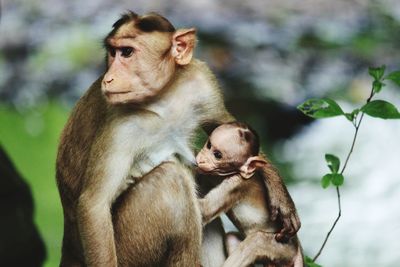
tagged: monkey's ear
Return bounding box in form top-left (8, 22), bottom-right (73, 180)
top-left (239, 156), bottom-right (268, 179)
top-left (171, 28), bottom-right (196, 65)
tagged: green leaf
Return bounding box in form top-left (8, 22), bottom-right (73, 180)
top-left (344, 109), bottom-right (360, 122)
top-left (305, 256), bottom-right (323, 267)
top-left (385, 71), bottom-right (400, 87)
top-left (331, 173), bottom-right (344, 186)
top-left (368, 65), bottom-right (386, 81)
top-left (372, 80), bottom-right (385, 94)
top-left (325, 154), bottom-right (340, 173)
top-left (361, 100), bottom-right (400, 119)
top-left (344, 113), bottom-right (353, 122)
top-left (297, 98), bottom-right (344, 119)
top-left (321, 174), bottom-right (332, 189)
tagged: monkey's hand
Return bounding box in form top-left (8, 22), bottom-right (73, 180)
top-left (271, 197), bottom-right (301, 242)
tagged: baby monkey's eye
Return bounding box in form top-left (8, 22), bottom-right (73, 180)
top-left (213, 150), bottom-right (222, 160)
top-left (207, 140), bottom-right (211, 149)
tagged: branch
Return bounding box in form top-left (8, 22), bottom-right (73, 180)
top-left (312, 90), bottom-right (375, 262)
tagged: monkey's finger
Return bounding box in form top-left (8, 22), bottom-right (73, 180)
top-left (279, 217), bottom-right (297, 240)
top-left (278, 220), bottom-right (290, 235)
top-left (275, 232), bottom-right (283, 242)
top-left (290, 215), bottom-right (301, 234)
top-left (285, 217), bottom-right (299, 237)
top-left (275, 231), bottom-right (289, 243)
top-left (271, 206), bottom-right (279, 221)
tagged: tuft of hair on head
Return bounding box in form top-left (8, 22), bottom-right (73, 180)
top-left (103, 11), bottom-right (176, 47)
top-left (113, 11), bottom-right (139, 29)
top-left (227, 122), bottom-right (260, 156)
top-left (136, 12), bottom-right (176, 33)
top-left (103, 11), bottom-right (137, 46)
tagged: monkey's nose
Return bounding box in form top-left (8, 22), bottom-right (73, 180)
top-left (195, 160), bottom-right (203, 167)
top-left (104, 78), bottom-right (114, 84)
top-left (195, 154), bottom-right (203, 164)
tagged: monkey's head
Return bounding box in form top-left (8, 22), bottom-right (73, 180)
top-left (101, 11), bottom-right (196, 104)
top-left (196, 122), bottom-right (268, 179)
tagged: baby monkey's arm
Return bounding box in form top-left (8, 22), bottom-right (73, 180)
top-left (259, 156), bottom-right (301, 241)
top-left (199, 174), bottom-right (244, 225)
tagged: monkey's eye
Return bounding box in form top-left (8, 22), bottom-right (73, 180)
top-left (108, 47), bottom-right (116, 57)
top-left (207, 140), bottom-right (211, 149)
top-left (120, 47), bottom-right (134, 58)
top-left (213, 150), bottom-right (223, 160)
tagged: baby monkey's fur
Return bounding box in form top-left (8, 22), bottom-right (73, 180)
top-left (197, 122), bottom-right (304, 267)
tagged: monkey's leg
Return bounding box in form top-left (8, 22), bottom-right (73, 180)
top-left (162, 234), bottom-right (202, 267)
top-left (292, 245), bottom-right (304, 267)
top-left (59, 218), bottom-right (85, 267)
top-left (225, 232), bottom-right (259, 267)
top-left (225, 232), bottom-right (242, 256)
top-left (201, 218), bottom-right (226, 267)
top-left (221, 231), bottom-right (297, 267)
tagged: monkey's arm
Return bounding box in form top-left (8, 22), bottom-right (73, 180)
top-left (77, 192), bottom-right (118, 267)
top-left (199, 174), bottom-right (243, 225)
top-left (259, 156), bottom-right (301, 241)
top-left (76, 146), bottom-right (132, 266)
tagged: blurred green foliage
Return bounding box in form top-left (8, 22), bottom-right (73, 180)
top-left (0, 102), bottom-right (69, 267)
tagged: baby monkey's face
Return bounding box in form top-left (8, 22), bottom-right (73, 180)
top-left (196, 124), bottom-right (250, 176)
top-left (196, 123), bottom-right (268, 179)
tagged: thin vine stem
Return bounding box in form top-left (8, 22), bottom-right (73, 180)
top-left (312, 187), bottom-right (341, 262)
top-left (312, 89), bottom-right (375, 262)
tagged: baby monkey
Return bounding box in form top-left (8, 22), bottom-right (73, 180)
top-left (196, 122), bottom-right (303, 267)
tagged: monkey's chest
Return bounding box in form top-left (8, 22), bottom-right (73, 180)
top-left (109, 110), bottom-right (195, 179)
top-left (229, 199), bottom-right (275, 236)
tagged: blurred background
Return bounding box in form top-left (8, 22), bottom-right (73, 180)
top-left (1, 0), bottom-right (400, 266)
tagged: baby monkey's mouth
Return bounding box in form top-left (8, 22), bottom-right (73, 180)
top-left (195, 166), bottom-right (239, 177)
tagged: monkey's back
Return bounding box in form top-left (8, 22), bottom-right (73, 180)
top-left (56, 77), bottom-right (107, 203)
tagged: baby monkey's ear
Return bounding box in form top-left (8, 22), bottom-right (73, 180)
top-left (239, 156), bottom-right (268, 179)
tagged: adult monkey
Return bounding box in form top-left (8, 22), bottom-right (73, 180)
top-left (56, 11), bottom-right (299, 267)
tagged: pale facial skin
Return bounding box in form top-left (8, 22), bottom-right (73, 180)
top-left (101, 20), bottom-right (196, 104)
top-left (196, 124), bottom-right (266, 178)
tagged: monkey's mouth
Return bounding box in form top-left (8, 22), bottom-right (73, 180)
top-left (103, 90), bottom-right (135, 103)
top-left (196, 167), bottom-right (238, 177)
top-left (104, 91), bottom-right (132, 97)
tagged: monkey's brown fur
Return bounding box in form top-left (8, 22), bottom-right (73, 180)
top-left (56, 11), bottom-right (300, 267)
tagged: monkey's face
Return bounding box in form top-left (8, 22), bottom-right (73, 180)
top-left (196, 125), bottom-right (249, 176)
top-left (102, 22), bottom-right (175, 104)
top-left (101, 18), bottom-right (196, 105)
top-left (196, 124), bottom-right (268, 179)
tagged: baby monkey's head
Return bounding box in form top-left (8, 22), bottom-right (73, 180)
top-left (196, 122), bottom-right (267, 178)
